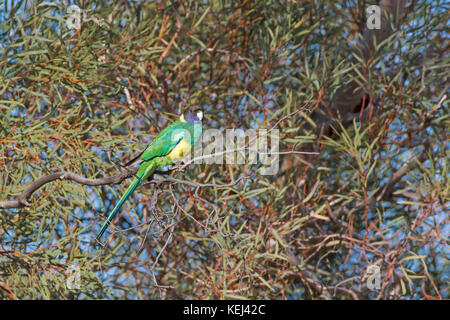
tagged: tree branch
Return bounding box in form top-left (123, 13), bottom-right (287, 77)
top-left (0, 166), bottom-right (139, 209)
top-left (0, 158), bottom-right (251, 210)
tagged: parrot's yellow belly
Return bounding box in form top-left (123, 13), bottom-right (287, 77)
top-left (167, 139), bottom-right (191, 161)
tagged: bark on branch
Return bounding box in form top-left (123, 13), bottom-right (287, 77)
top-left (0, 151), bottom-right (254, 210)
top-left (0, 166), bottom-right (139, 209)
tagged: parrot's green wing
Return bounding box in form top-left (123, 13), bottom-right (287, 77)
top-left (140, 123), bottom-right (186, 161)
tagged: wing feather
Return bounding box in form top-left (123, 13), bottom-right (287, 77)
top-left (140, 124), bottom-right (185, 161)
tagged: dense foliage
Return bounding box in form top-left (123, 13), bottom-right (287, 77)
top-left (0, 0), bottom-right (448, 299)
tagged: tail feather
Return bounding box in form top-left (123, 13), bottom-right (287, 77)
top-left (96, 176), bottom-right (142, 240)
top-left (96, 158), bottom-right (163, 240)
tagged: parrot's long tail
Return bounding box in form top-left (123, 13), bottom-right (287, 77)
top-left (96, 158), bottom-right (166, 240)
top-left (96, 175), bottom-right (142, 240)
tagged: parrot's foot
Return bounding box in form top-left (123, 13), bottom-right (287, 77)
top-left (169, 161), bottom-right (187, 173)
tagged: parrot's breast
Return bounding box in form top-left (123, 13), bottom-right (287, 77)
top-left (167, 138), bottom-right (191, 161)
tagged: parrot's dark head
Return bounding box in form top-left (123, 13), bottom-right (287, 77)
top-left (183, 106), bottom-right (203, 124)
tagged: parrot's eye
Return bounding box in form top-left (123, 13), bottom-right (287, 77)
top-left (197, 110), bottom-right (203, 121)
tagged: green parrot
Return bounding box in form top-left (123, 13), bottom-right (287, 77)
top-left (96, 107), bottom-right (203, 240)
